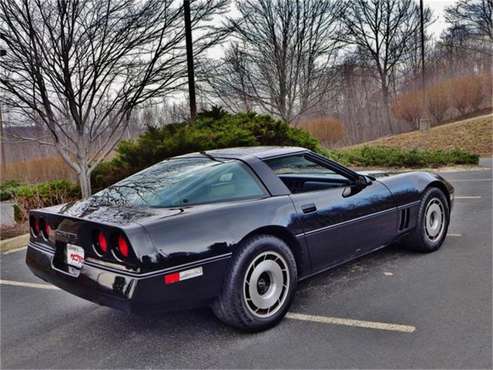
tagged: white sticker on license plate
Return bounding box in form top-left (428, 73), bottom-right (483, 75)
top-left (66, 244), bottom-right (85, 269)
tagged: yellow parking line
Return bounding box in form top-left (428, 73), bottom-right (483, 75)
top-left (286, 312), bottom-right (416, 333)
top-left (2, 279), bottom-right (417, 333)
top-left (0, 279), bottom-right (59, 290)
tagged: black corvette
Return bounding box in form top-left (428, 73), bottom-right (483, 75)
top-left (26, 146), bottom-right (454, 331)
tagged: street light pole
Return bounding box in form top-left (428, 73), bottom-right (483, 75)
top-left (0, 49), bottom-right (6, 176)
top-left (184, 0), bottom-right (197, 121)
top-left (419, 0), bottom-right (429, 131)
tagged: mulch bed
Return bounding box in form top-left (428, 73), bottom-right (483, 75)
top-left (0, 223), bottom-right (28, 241)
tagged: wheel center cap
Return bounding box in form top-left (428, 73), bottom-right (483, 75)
top-left (257, 272), bottom-right (271, 295)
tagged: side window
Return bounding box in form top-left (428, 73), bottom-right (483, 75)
top-left (264, 155), bottom-right (350, 194)
top-left (174, 162), bottom-right (266, 205)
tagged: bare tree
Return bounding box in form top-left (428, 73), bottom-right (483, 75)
top-left (441, 0), bottom-right (492, 76)
top-left (332, 52), bottom-right (386, 142)
top-left (0, 0), bottom-right (227, 197)
top-left (436, 23), bottom-right (492, 78)
top-left (204, 43), bottom-right (255, 113)
top-left (445, 0), bottom-right (493, 41)
top-left (205, 0), bottom-right (343, 124)
top-left (340, 0), bottom-right (430, 134)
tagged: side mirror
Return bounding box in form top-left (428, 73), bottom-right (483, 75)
top-left (343, 175), bottom-right (371, 197)
top-left (355, 175), bottom-right (371, 186)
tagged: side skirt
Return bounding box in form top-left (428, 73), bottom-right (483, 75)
top-left (297, 224), bottom-right (419, 282)
top-left (297, 243), bottom-right (390, 282)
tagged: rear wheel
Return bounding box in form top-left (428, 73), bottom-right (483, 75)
top-left (401, 187), bottom-right (450, 253)
top-left (212, 235), bottom-right (297, 331)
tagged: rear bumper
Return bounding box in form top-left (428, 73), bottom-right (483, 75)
top-left (26, 242), bottom-right (231, 313)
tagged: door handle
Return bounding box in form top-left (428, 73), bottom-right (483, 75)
top-left (301, 203), bottom-right (317, 214)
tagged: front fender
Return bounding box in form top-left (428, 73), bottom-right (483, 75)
top-left (377, 171), bottom-right (454, 207)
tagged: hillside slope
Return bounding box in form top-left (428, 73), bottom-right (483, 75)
top-left (350, 114), bottom-right (492, 155)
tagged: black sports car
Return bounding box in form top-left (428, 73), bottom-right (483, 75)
top-left (26, 146), bottom-right (454, 331)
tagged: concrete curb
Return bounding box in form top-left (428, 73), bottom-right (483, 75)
top-left (0, 234), bottom-right (29, 253)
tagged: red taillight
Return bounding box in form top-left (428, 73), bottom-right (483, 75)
top-left (164, 272), bottom-right (180, 285)
top-left (40, 220), bottom-right (51, 240)
top-left (117, 235), bottom-right (129, 258)
top-left (97, 231), bottom-right (108, 254)
top-left (31, 216), bottom-right (39, 236)
top-left (44, 223), bottom-right (51, 236)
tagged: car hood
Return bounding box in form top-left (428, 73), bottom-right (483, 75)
top-left (357, 170), bottom-right (407, 178)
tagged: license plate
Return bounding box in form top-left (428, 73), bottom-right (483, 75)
top-left (66, 244), bottom-right (85, 269)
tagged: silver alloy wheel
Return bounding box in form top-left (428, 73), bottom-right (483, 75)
top-left (424, 197), bottom-right (445, 241)
top-left (243, 251), bottom-right (290, 318)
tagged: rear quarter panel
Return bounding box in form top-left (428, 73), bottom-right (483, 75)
top-left (140, 195), bottom-right (309, 272)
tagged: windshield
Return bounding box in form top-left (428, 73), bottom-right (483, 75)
top-left (92, 157), bottom-right (266, 208)
top-left (265, 155), bottom-right (345, 179)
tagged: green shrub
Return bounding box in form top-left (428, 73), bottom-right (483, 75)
top-left (13, 180), bottom-right (80, 221)
top-left (332, 146), bottom-right (479, 168)
top-left (13, 204), bottom-right (23, 223)
top-left (92, 111), bottom-right (319, 190)
top-left (0, 180), bottom-right (23, 201)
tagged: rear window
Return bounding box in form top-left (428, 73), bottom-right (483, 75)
top-left (93, 157), bottom-right (266, 208)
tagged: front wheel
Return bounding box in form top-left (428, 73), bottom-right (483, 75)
top-left (212, 235), bottom-right (297, 331)
top-left (401, 187), bottom-right (450, 253)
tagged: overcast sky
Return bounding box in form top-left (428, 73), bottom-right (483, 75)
top-left (428, 0), bottom-right (455, 37)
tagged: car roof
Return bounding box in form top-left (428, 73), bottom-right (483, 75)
top-left (177, 146), bottom-right (308, 160)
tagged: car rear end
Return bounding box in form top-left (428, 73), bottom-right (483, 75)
top-left (25, 209), bottom-right (228, 313)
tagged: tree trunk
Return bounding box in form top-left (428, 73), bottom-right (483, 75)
top-left (381, 83), bottom-right (394, 135)
top-left (78, 166), bottom-right (92, 199)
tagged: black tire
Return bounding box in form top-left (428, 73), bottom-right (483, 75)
top-left (401, 187), bottom-right (450, 253)
top-left (212, 234), bottom-right (297, 332)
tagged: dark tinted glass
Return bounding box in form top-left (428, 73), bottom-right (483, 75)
top-left (266, 155), bottom-right (344, 178)
top-left (93, 158), bottom-right (266, 208)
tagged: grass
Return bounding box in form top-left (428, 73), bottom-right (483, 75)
top-left (347, 113), bottom-right (493, 156)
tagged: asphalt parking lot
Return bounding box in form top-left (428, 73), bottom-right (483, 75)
top-left (1, 159), bottom-right (492, 369)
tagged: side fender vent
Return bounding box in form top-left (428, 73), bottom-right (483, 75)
top-left (399, 208), bottom-right (410, 231)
